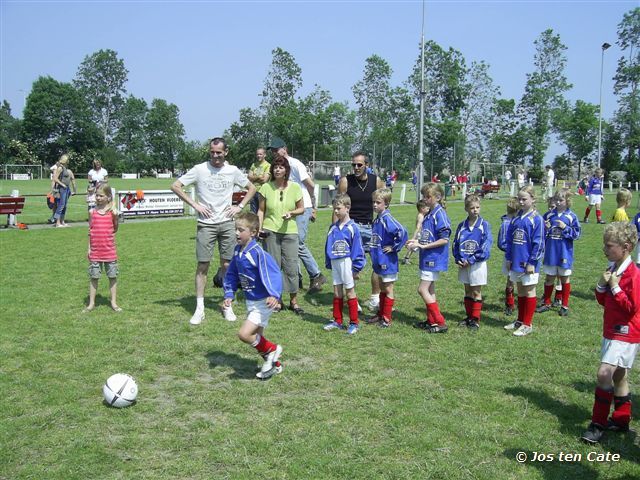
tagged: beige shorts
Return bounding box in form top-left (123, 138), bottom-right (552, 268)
top-left (89, 261), bottom-right (118, 279)
top-left (601, 339), bottom-right (639, 369)
top-left (196, 221), bottom-right (235, 263)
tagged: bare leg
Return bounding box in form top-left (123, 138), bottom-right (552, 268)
top-left (109, 277), bottom-right (120, 310)
top-left (87, 278), bottom-right (98, 310)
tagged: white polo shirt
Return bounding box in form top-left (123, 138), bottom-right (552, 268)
top-left (287, 155), bottom-right (312, 208)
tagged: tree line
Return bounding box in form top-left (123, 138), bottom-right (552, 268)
top-left (0, 8), bottom-right (637, 182)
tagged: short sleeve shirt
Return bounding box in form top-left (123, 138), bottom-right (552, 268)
top-left (249, 161), bottom-right (271, 187)
top-left (259, 182), bottom-right (303, 234)
top-left (88, 168), bottom-right (108, 183)
top-left (178, 161), bottom-right (249, 225)
top-left (287, 156), bottom-right (312, 208)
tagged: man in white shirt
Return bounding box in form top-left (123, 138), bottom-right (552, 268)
top-left (268, 137), bottom-right (326, 293)
top-left (545, 165), bottom-right (555, 199)
top-left (504, 169), bottom-right (512, 191)
top-left (171, 137), bottom-right (257, 325)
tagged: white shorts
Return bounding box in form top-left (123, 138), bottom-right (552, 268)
top-left (420, 270), bottom-right (440, 282)
top-left (509, 270), bottom-right (539, 286)
top-left (378, 273), bottom-right (398, 283)
top-left (501, 258), bottom-right (510, 276)
top-left (331, 257), bottom-right (355, 289)
top-left (458, 261), bottom-right (487, 286)
top-left (601, 339), bottom-right (639, 369)
top-left (246, 299), bottom-right (275, 328)
top-left (542, 265), bottom-right (572, 277)
top-left (588, 194), bottom-right (603, 206)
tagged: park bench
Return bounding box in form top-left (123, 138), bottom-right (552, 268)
top-left (0, 196), bottom-right (26, 227)
top-left (480, 183), bottom-right (500, 199)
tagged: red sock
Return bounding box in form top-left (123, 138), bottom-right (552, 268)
top-left (427, 302), bottom-right (445, 326)
top-left (517, 296), bottom-right (526, 323)
top-left (520, 296), bottom-right (537, 326)
top-left (332, 297), bottom-right (344, 324)
top-left (382, 296), bottom-right (394, 323)
top-left (347, 297), bottom-right (359, 325)
top-left (378, 292), bottom-right (387, 315)
top-left (464, 296), bottom-right (473, 317)
top-left (254, 335), bottom-right (277, 355)
top-left (596, 209), bottom-right (602, 221)
top-left (561, 283), bottom-right (571, 308)
top-left (470, 299), bottom-right (482, 322)
top-left (425, 303), bottom-right (433, 324)
top-left (543, 284), bottom-right (554, 305)
top-left (554, 286), bottom-right (563, 301)
top-left (591, 387), bottom-right (614, 426)
top-left (505, 287), bottom-right (515, 308)
top-left (585, 207), bottom-right (591, 218)
top-left (611, 395), bottom-right (632, 428)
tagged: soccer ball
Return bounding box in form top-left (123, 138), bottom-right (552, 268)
top-left (103, 373), bottom-right (138, 408)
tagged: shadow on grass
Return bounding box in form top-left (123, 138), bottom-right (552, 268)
top-left (569, 289), bottom-right (597, 302)
top-left (205, 350), bottom-right (258, 380)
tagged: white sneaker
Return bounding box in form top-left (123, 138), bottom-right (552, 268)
top-left (513, 324), bottom-right (533, 337)
top-left (504, 321), bottom-right (522, 331)
top-left (189, 309), bottom-right (205, 325)
top-left (261, 344), bottom-right (283, 374)
top-left (256, 364), bottom-right (283, 380)
top-left (222, 305), bottom-right (237, 322)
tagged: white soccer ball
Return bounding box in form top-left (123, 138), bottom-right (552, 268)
top-left (103, 373), bottom-right (138, 408)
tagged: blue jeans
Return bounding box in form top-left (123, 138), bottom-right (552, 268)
top-left (54, 187), bottom-right (71, 220)
top-left (296, 207), bottom-right (321, 279)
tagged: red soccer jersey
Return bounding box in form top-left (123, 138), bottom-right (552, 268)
top-left (595, 258), bottom-right (640, 343)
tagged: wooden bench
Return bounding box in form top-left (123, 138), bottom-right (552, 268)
top-left (0, 196), bottom-right (26, 227)
top-left (480, 184), bottom-right (500, 199)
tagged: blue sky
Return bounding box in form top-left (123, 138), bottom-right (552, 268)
top-left (1, 1), bottom-right (635, 162)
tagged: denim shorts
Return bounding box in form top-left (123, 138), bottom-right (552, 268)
top-left (356, 223), bottom-right (372, 253)
top-left (89, 261), bottom-right (118, 279)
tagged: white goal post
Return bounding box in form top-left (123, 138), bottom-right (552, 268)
top-left (309, 160), bottom-right (354, 181)
top-left (2, 164), bottom-right (44, 180)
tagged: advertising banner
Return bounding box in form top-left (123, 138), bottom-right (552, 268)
top-left (117, 190), bottom-right (184, 218)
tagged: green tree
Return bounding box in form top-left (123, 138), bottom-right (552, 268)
top-left (145, 99), bottom-right (185, 173)
top-left (518, 29), bottom-right (572, 173)
top-left (0, 100), bottom-right (22, 164)
top-left (114, 95), bottom-right (149, 172)
top-left (601, 121), bottom-right (624, 173)
top-left (553, 100), bottom-right (599, 178)
top-left (74, 49), bottom-right (128, 145)
top-left (178, 140), bottom-right (209, 171)
top-left (226, 107), bottom-right (267, 168)
top-left (22, 76), bottom-right (103, 165)
top-left (488, 98), bottom-right (517, 164)
top-left (261, 48), bottom-right (302, 127)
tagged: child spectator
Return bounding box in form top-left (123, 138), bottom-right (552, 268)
top-left (406, 183), bottom-right (451, 334)
top-left (402, 199), bottom-right (429, 265)
top-left (497, 197), bottom-right (520, 316)
top-left (453, 194), bottom-right (492, 330)
top-left (366, 188), bottom-right (408, 328)
top-left (584, 168), bottom-right (605, 224)
top-left (612, 189), bottom-right (632, 222)
top-left (581, 222), bottom-right (640, 444)
top-left (223, 212), bottom-right (284, 380)
top-left (504, 186), bottom-right (544, 336)
top-left (323, 194), bottom-right (366, 334)
top-left (634, 212), bottom-right (640, 266)
top-left (536, 189), bottom-right (581, 317)
top-left (84, 183), bottom-right (120, 313)
top-left (86, 185), bottom-right (97, 218)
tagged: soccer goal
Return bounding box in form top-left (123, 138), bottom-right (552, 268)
top-left (2, 164), bottom-right (43, 180)
top-left (309, 160), bottom-right (354, 182)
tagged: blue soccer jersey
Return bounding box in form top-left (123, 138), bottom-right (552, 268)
top-left (542, 208), bottom-right (581, 269)
top-left (223, 239), bottom-right (283, 301)
top-left (587, 176), bottom-right (604, 195)
top-left (370, 210), bottom-right (408, 275)
top-left (325, 219), bottom-right (366, 272)
top-left (418, 203), bottom-right (451, 272)
top-left (497, 214), bottom-right (512, 252)
top-left (505, 209), bottom-right (545, 273)
top-left (452, 216), bottom-right (493, 265)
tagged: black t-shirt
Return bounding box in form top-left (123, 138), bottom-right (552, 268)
top-left (345, 173), bottom-right (377, 225)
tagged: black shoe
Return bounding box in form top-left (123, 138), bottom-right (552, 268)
top-left (597, 220), bottom-right (606, 224)
top-left (552, 298), bottom-right (562, 307)
top-left (425, 324), bottom-right (448, 334)
top-left (458, 318), bottom-right (470, 327)
top-left (47, 218), bottom-right (55, 224)
top-left (366, 314), bottom-right (381, 325)
top-left (401, 258), bottom-right (410, 265)
top-left (558, 307), bottom-right (569, 317)
top-left (413, 321), bottom-right (429, 329)
top-left (581, 423), bottom-right (605, 444)
top-left (582, 218), bottom-right (589, 223)
top-left (607, 419), bottom-right (630, 432)
top-left (504, 306), bottom-right (514, 316)
top-left (535, 304), bottom-right (552, 313)
top-left (468, 320), bottom-right (480, 330)
top-left (308, 273), bottom-right (326, 293)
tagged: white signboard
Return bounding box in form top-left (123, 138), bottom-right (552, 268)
top-left (10, 174), bottom-right (31, 180)
top-left (117, 190), bottom-right (184, 218)
top-left (121, 173), bottom-right (138, 179)
top-left (156, 173), bottom-right (172, 179)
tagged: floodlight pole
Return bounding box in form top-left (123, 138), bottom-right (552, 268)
top-left (597, 42), bottom-right (611, 169)
top-left (417, 0), bottom-right (426, 201)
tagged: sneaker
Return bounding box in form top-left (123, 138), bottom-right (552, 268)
top-left (458, 318), bottom-right (470, 327)
top-left (189, 309), bottom-right (205, 325)
top-left (378, 320), bottom-right (391, 328)
top-left (367, 298), bottom-right (380, 312)
top-left (468, 320), bottom-right (480, 330)
top-left (552, 298), bottom-right (562, 307)
top-left (365, 314), bottom-right (381, 325)
top-left (535, 304), bottom-right (552, 313)
top-left (582, 218), bottom-right (589, 223)
top-left (504, 321), bottom-right (522, 331)
top-left (425, 324), bottom-right (448, 334)
top-left (261, 345), bottom-right (283, 374)
top-left (581, 423), bottom-right (605, 444)
top-left (323, 321), bottom-right (344, 331)
top-left (256, 363), bottom-right (283, 380)
top-left (346, 323), bottom-right (359, 335)
top-left (504, 306), bottom-right (514, 316)
top-left (597, 220), bottom-right (606, 224)
top-left (309, 273), bottom-right (327, 292)
top-left (558, 307), bottom-right (569, 317)
top-left (606, 419), bottom-right (630, 432)
top-left (222, 305), bottom-right (237, 322)
top-left (513, 324), bottom-right (533, 336)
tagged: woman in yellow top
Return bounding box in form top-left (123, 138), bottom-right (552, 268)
top-left (258, 155), bottom-right (305, 314)
top-left (612, 189), bottom-right (632, 222)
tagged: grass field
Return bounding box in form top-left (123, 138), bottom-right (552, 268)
top-left (1, 185), bottom-right (640, 479)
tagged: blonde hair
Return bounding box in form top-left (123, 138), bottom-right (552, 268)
top-left (235, 211), bottom-right (260, 235)
top-left (58, 154), bottom-right (70, 166)
top-left (421, 182), bottom-right (446, 209)
top-left (518, 185), bottom-right (536, 203)
top-left (506, 197), bottom-right (519, 215)
top-left (616, 188), bottom-right (632, 207)
top-left (332, 193), bottom-right (351, 208)
top-left (604, 222), bottom-right (638, 250)
top-left (372, 188), bottom-right (392, 206)
top-left (554, 188), bottom-right (573, 208)
top-left (464, 194), bottom-right (481, 210)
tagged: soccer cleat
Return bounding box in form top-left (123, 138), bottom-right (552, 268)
top-left (425, 324), bottom-right (448, 334)
top-left (581, 423), bottom-right (605, 444)
top-left (309, 273), bottom-right (327, 293)
top-left (467, 320), bottom-right (480, 330)
top-left (401, 258), bottom-right (411, 265)
top-left (535, 304), bottom-right (552, 313)
top-left (256, 363), bottom-right (283, 380)
top-left (558, 307), bottom-right (569, 317)
top-left (513, 324), bottom-right (533, 337)
top-left (582, 218), bottom-right (589, 223)
top-left (504, 306), bottom-right (514, 316)
top-left (378, 320), bottom-right (391, 328)
top-left (222, 305), bottom-right (237, 322)
top-left (414, 321), bottom-right (429, 329)
top-left (552, 298), bottom-right (562, 308)
top-left (346, 323), bottom-right (359, 335)
top-left (597, 220), bottom-right (606, 224)
top-left (458, 318), bottom-right (470, 327)
top-left (606, 419), bottom-right (630, 432)
top-left (261, 344), bottom-right (283, 374)
top-left (504, 321), bottom-right (522, 331)
top-left (365, 314), bottom-right (381, 325)
top-left (189, 309), bottom-right (205, 325)
top-left (323, 321), bottom-right (344, 331)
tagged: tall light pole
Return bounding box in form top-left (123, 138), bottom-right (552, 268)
top-left (416, 0), bottom-right (426, 201)
top-left (597, 42), bottom-right (611, 168)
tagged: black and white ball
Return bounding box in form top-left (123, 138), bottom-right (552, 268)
top-left (103, 373), bottom-right (138, 408)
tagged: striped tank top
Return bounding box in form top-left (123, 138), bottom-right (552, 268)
top-left (89, 210), bottom-right (117, 262)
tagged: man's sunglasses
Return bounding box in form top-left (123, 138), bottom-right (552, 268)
top-left (351, 163), bottom-right (364, 168)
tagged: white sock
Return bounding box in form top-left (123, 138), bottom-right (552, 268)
top-left (196, 297), bottom-right (204, 310)
top-left (370, 294), bottom-right (379, 303)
